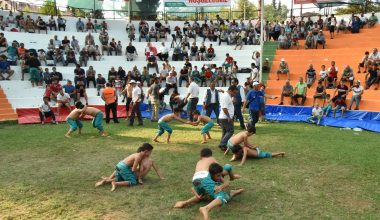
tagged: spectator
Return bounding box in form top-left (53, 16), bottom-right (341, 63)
top-left (368, 12), bottom-right (378, 28)
top-left (86, 19), bottom-right (94, 32)
top-left (206, 44), bottom-right (215, 61)
top-left (39, 96), bottom-right (57, 124)
top-left (24, 16), bottom-right (35, 33)
top-left (351, 16), bottom-right (361, 33)
top-left (37, 18), bottom-right (47, 34)
top-left (232, 78), bottom-right (246, 129)
top-left (328, 14), bottom-right (337, 39)
top-left (307, 103), bottom-right (323, 125)
top-left (315, 30), bottom-right (326, 49)
top-left (50, 67), bottom-right (62, 82)
top-left (96, 74), bottom-right (106, 96)
top-left (53, 48), bottom-right (65, 66)
top-left (79, 47), bottom-right (89, 67)
top-left (0, 55), bottom-right (14, 80)
top-left (56, 89), bottom-right (71, 115)
top-left (6, 11), bottom-right (15, 27)
top-left (203, 82), bottom-right (220, 123)
top-left (117, 66), bottom-right (126, 80)
top-left (61, 36), bottom-right (70, 51)
top-left (305, 32), bottom-right (314, 49)
top-left (101, 20), bottom-right (108, 30)
top-left (147, 52), bottom-right (159, 73)
top-left (365, 64), bottom-right (379, 90)
top-left (71, 36), bottom-right (80, 53)
top-left (42, 68), bottom-right (51, 85)
top-left (148, 77), bottom-right (160, 122)
top-left (116, 41), bottom-right (123, 56)
top-left (85, 32), bottom-right (95, 46)
top-left (74, 64), bottom-right (86, 85)
top-left (278, 80), bottom-right (293, 105)
top-left (126, 42), bottom-right (138, 61)
top-left (86, 66), bottom-right (96, 88)
top-left (65, 48), bottom-right (77, 66)
top-left (76, 18), bottom-right (84, 32)
top-left (101, 83), bottom-right (119, 123)
top-left (218, 85), bottom-right (238, 150)
top-left (75, 81), bottom-right (88, 105)
top-left (140, 66), bottom-right (150, 86)
top-left (276, 58), bottom-right (290, 80)
top-left (108, 66), bottom-right (117, 83)
top-left (63, 80), bottom-right (76, 100)
top-left (107, 38), bottom-right (117, 55)
top-left (313, 81), bottom-right (326, 106)
top-left (278, 32), bottom-right (289, 49)
top-left (222, 53), bottom-right (233, 74)
top-left (129, 81), bottom-right (143, 126)
top-left (25, 53), bottom-right (41, 87)
top-left (293, 77), bottom-right (307, 106)
top-left (148, 26), bottom-right (158, 42)
top-left (184, 77), bottom-right (200, 121)
top-left (49, 79), bottom-right (62, 102)
top-left (305, 64), bottom-right (316, 88)
top-left (358, 51), bottom-right (369, 73)
top-left (57, 16), bottom-right (66, 31)
top-left (38, 50), bottom-right (47, 66)
top-left (327, 61), bottom-right (338, 88)
top-left (340, 65), bottom-right (354, 86)
top-left (349, 80), bottom-right (364, 110)
top-left (333, 97), bottom-right (346, 118)
top-left (157, 42), bottom-right (169, 61)
top-left (17, 43), bottom-right (27, 59)
top-left (6, 41), bottom-right (18, 63)
top-left (48, 16), bottom-right (57, 31)
top-left (332, 80), bottom-right (349, 102)
top-left (369, 48), bottom-right (380, 65)
top-left (165, 70), bottom-right (177, 94)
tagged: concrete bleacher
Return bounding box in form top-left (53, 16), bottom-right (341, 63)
top-left (0, 10), bottom-right (258, 119)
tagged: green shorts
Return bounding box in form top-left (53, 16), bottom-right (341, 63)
top-left (226, 139), bottom-right (236, 150)
top-left (192, 173), bottom-right (231, 205)
top-left (115, 161), bottom-right (137, 186)
top-left (67, 118), bottom-right (83, 131)
top-left (256, 148), bottom-right (272, 159)
top-left (29, 67), bottom-right (42, 82)
top-left (92, 112), bottom-right (104, 132)
top-left (201, 121), bottom-right (214, 134)
top-left (157, 120), bottom-right (173, 136)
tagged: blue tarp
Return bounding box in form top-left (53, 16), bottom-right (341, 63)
top-left (140, 103), bottom-right (380, 133)
top-left (264, 105), bottom-right (380, 133)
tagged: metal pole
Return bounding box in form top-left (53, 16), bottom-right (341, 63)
top-left (260, 0), bottom-right (264, 82)
top-left (128, 0), bottom-right (131, 21)
top-left (93, 0), bottom-right (96, 18)
top-left (244, 3), bottom-right (246, 21)
top-left (113, 0), bottom-right (115, 20)
top-left (54, 0), bottom-right (57, 16)
top-left (290, 0), bottom-right (294, 18)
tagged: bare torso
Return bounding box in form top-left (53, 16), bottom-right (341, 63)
top-left (83, 106), bottom-right (101, 117)
top-left (66, 108), bottom-right (83, 120)
top-left (195, 157), bottom-right (217, 173)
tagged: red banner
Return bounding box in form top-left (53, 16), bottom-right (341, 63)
top-left (294, 0), bottom-right (316, 4)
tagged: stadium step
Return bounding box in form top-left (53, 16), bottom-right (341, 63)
top-left (0, 87), bottom-right (17, 121)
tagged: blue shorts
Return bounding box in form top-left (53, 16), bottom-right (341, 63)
top-left (201, 121), bottom-right (214, 134)
top-left (256, 148), bottom-right (272, 158)
top-left (67, 118), bottom-right (83, 131)
top-left (157, 120), bottom-right (173, 136)
top-left (92, 112), bottom-right (104, 132)
top-left (115, 161), bottom-right (137, 186)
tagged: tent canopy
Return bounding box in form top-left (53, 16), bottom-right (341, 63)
top-left (314, 0), bottom-right (364, 8)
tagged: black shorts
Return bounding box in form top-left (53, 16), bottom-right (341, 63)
top-left (329, 25), bottom-right (335, 33)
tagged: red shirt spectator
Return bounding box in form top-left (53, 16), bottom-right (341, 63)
top-left (50, 81), bottom-right (62, 94)
top-left (207, 47), bottom-right (214, 54)
top-left (225, 55), bottom-right (233, 64)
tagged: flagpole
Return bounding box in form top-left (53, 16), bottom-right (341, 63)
top-left (260, 0), bottom-right (264, 82)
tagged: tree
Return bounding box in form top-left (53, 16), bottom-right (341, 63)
top-left (234, 0), bottom-right (259, 19)
top-left (278, 0), bottom-right (282, 12)
top-left (39, 0), bottom-right (58, 16)
top-left (264, 3), bottom-right (288, 22)
top-left (272, 0), bottom-right (277, 10)
top-left (121, 0), bottom-right (160, 20)
top-left (335, 0), bottom-right (380, 15)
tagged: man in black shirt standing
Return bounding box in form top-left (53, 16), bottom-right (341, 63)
top-left (126, 42), bottom-right (138, 61)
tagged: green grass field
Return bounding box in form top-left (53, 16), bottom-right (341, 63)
top-left (1, 120), bottom-right (379, 219)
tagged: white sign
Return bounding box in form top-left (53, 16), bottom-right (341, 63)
top-left (164, 0), bottom-right (231, 7)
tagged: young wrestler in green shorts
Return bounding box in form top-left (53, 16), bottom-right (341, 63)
top-left (190, 110), bottom-right (214, 144)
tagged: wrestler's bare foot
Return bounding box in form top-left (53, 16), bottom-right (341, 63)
top-left (167, 140), bottom-right (170, 144)
top-left (199, 207), bottom-right (210, 220)
top-left (65, 134), bottom-right (71, 138)
top-left (201, 141), bottom-right (206, 144)
top-left (110, 181), bottom-right (117, 191)
top-left (230, 188), bottom-right (244, 197)
top-left (230, 174), bottom-right (242, 181)
top-left (173, 201), bottom-right (186, 208)
top-left (95, 180), bottom-right (105, 187)
top-left (100, 132), bottom-right (108, 137)
top-left (207, 137), bottom-right (212, 139)
top-left (281, 152), bottom-right (286, 157)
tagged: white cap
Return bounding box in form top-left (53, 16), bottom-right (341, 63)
top-left (137, 81), bottom-right (141, 84)
top-left (129, 80), bottom-right (136, 84)
top-left (252, 82), bottom-right (260, 86)
top-left (357, 80), bottom-right (360, 83)
top-left (281, 58), bottom-right (285, 62)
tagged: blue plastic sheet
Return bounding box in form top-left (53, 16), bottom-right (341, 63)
top-left (264, 105), bottom-right (380, 133)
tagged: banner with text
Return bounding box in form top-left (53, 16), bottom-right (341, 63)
top-left (294, 0), bottom-right (316, 4)
top-left (164, 0), bottom-right (231, 7)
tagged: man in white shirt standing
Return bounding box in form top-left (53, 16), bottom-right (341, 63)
top-left (56, 89), bottom-right (71, 115)
top-left (185, 77), bottom-right (200, 121)
top-left (231, 78), bottom-right (246, 129)
top-left (218, 85), bottom-right (238, 150)
top-left (129, 81), bottom-right (143, 126)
